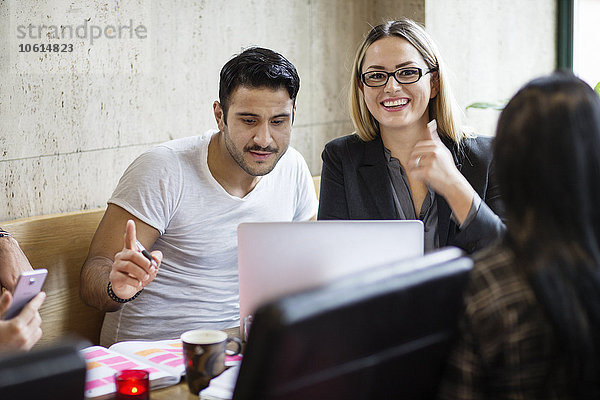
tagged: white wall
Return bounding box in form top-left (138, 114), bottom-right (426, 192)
top-left (0, 0), bottom-right (557, 221)
top-left (426, 0), bottom-right (557, 136)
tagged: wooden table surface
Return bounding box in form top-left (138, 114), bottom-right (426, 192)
top-left (143, 327), bottom-right (242, 400)
top-left (152, 381), bottom-right (199, 400)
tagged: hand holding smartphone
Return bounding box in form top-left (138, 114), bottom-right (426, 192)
top-left (1, 268), bottom-right (47, 320)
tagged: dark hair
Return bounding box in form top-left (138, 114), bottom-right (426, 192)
top-left (494, 72), bottom-right (600, 398)
top-left (218, 47), bottom-right (300, 122)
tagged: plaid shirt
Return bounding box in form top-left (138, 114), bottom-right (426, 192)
top-left (438, 243), bottom-right (570, 399)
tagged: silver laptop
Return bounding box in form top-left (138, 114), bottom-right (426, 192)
top-left (238, 220), bottom-right (424, 339)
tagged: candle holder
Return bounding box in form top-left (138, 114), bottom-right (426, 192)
top-left (114, 369), bottom-right (150, 400)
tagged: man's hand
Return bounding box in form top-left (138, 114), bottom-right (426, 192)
top-left (0, 235), bottom-right (34, 292)
top-left (109, 220), bottom-right (162, 299)
top-left (80, 205), bottom-right (161, 311)
top-left (0, 291), bottom-right (45, 351)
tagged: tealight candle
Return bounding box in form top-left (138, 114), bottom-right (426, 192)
top-left (114, 369), bottom-right (150, 400)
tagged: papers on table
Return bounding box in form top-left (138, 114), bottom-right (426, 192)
top-left (199, 363), bottom-right (241, 400)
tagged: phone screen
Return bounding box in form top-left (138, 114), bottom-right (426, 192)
top-left (1, 268), bottom-right (48, 320)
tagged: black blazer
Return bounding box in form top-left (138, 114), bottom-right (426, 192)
top-left (318, 134), bottom-right (506, 253)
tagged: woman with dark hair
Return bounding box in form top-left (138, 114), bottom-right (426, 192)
top-left (439, 72), bottom-right (600, 399)
top-left (318, 19), bottom-right (505, 253)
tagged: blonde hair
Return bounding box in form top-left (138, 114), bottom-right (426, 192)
top-left (349, 19), bottom-right (467, 144)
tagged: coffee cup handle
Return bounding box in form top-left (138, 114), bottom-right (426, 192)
top-left (226, 337), bottom-right (242, 356)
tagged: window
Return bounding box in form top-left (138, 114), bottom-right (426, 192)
top-left (573, 0), bottom-right (600, 89)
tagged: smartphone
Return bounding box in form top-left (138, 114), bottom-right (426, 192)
top-left (1, 268), bottom-right (48, 320)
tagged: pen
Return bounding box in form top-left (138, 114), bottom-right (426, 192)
top-left (136, 240), bottom-right (158, 268)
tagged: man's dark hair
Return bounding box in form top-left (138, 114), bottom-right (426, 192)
top-left (219, 47), bottom-right (300, 122)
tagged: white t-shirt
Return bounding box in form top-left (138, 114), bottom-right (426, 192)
top-left (100, 130), bottom-right (317, 346)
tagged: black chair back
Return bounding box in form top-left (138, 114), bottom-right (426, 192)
top-left (233, 247), bottom-right (472, 400)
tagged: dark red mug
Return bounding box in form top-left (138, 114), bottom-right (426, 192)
top-left (181, 330), bottom-right (242, 394)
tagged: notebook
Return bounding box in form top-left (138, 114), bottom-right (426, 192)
top-left (237, 220), bottom-right (424, 339)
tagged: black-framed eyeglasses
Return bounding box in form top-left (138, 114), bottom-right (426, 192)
top-left (361, 67), bottom-right (437, 87)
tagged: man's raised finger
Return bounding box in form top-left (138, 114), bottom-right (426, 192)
top-left (123, 219), bottom-right (137, 250)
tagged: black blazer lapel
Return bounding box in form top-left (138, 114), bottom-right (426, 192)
top-left (437, 137), bottom-right (462, 246)
top-left (437, 196), bottom-right (452, 246)
top-left (357, 136), bottom-right (396, 219)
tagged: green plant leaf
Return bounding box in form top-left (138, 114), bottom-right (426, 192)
top-left (465, 100), bottom-right (507, 111)
top-left (595, 81), bottom-right (600, 97)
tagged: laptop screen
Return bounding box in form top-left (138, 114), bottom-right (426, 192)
top-left (237, 220), bottom-right (424, 339)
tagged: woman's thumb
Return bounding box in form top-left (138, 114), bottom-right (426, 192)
top-left (0, 291), bottom-right (13, 315)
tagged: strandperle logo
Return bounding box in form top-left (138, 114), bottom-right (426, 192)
top-left (16, 19), bottom-right (148, 45)
top-left (10, 1), bottom-right (151, 74)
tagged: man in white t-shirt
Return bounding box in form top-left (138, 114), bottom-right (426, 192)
top-left (80, 47), bottom-right (318, 346)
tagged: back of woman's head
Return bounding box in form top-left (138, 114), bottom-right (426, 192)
top-left (494, 72), bottom-right (600, 398)
top-left (349, 19), bottom-right (466, 143)
top-left (495, 72), bottom-right (600, 245)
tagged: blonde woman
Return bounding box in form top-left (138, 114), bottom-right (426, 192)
top-left (318, 19), bottom-right (504, 253)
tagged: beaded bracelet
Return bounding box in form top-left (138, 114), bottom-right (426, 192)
top-left (107, 281), bottom-right (143, 303)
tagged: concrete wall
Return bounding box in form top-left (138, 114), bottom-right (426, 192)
top-left (1, 0), bottom-right (365, 220)
top-left (0, 0), bottom-right (557, 221)
top-left (426, 0), bottom-right (557, 136)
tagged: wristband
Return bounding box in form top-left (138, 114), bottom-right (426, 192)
top-left (0, 228), bottom-right (11, 238)
top-left (107, 281), bottom-right (143, 303)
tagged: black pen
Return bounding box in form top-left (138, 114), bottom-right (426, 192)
top-left (136, 240), bottom-right (158, 268)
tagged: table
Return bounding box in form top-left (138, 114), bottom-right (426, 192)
top-left (152, 382), bottom-right (198, 400)
top-left (143, 327), bottom-right (242, 400)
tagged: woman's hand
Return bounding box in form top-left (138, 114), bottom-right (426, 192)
top-left (0, 291), bottom-right (45, 351)
top-left (0, 235), bottom-right (34, 292)
top-left (408, 120), bottom-right (475, 224)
